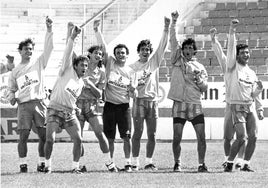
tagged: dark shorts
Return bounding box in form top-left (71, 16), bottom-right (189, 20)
top-left (17, 100), bottom-right (47, 131)
top-left (102, 102), bottom-right (131, 139)
top-left (76, 99), bottom-right (100, 122)
top-left (132, 98), bottom-right (158, 118)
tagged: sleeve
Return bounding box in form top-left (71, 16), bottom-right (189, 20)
top-left (58, 37), bottom-right (74, 77)
top-left (226, 28), bottom-right (237, 70)
top-left (254, 94), bottom-right (263, 112)
top-left (196, 64), bottom-right (208, 93)
top-left (169, 22), bottom-right (181, 66)
top-left (37, 31), bottom-right (54, 69)
top-left (211, 39), bottom-right (227, 72)
top-left (149, 26), bottom-right (169, 70)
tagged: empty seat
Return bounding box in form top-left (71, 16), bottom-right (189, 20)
top-left (237, 2), bottom-right (247, 10)
top-left (241, 17), bottom-right (254, 25)
top-left (254, 58), bottom-right (266, 65)
top-left (246, 25), bottom-right (258, 33)
top-left (248, 40), bottom-right (258, 48)
top-left (250, 9), bottom-right (262, 17)
top-left (229, 10), bottom-right (239, 18)
top-left (203, 41), bottom-right (212, 50)
top-left (251, 49), bottom-right (262, 58)
top-left (215, 3), bottom-right (225, 10)
top-left (260, 33), bottom-right (268, 40)
top-left (260, 9), bottom-right (268, 17)
top-left (194, 26), bottom-right (203, 34)
top-left (237, 33), bottom-right (250, 40)
top-left (249, 33), bottom-right (261, 40)
top-left (201, 18), bottom-right (212, 26)
top-left (196, 41), bottom-right (204, 49)
top-left (257, 25), bottom-right (268, 32)
top-left (258, 39), bottom-right (268, 48)
top-left (256, 65), bottom-right (268, 75)
top-left (196, 50), bottom-right (205, 58)
top-left (247, 2), bottom-right (258, 10)
top-left (239, 9), bottom-right (251, 17)
top-left (258, 1), bottom-right (268, 9)
top-left (226, 2), bottom-right (236, 10)
top-left (252, 17), bottom-right (265, 25)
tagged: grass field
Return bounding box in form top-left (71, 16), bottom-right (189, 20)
top-left (1, 141), bottom-right (268, 188)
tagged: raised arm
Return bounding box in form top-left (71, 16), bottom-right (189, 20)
top-left (94, 20), bottom-right (108, 67)
top-left (58, 25), bottom-right (81, 76)
top-left (149, 16), bottom-right (170, 69)
top-left (39, 16), bottom-right (54, 69)
top-left (169, 11), bottom-right (181, 66)
top-left (210, 28), bottom-right (227, 72)
top-left (226, 19), bottom-right (238, 70)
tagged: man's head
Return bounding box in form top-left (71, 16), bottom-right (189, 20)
top-left (87, 45), bottom-right (104, 68)
top-left (18, 38), bottom-right (35, 61)
top-left (137, 39), bottom-right (153, 62)
top-left (182, 38), bottom-right (197, 61)
top-left (113, 44), bottom-right (129, 65)
top-left (236, 44), bottom-right (250, 65)
top-left (73, 55), bottom-right (89, 78)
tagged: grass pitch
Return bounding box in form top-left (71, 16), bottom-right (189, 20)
top-left (1, 141), bottom-right (268, 188)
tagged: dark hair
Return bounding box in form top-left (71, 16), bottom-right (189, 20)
top-left (182, 38), bottom-right (197, 55)
top-left (73, 55), bottom-right (89, 67)
top-left (236, 44), bottom-right (249, 55)
top-left (18, 38), bottom-right (35, 50)
top-left (137, 39), bottom-right (153, 54)
top-left (113, 44), bottom-right (129, 56)
top-left (87, 45), bottom-right (104, 68)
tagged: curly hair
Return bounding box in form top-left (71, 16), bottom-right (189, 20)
top-left (137, 39), bottom-right (153, 54)
top-left (182, 38), bottom-right (197, 55)
top-left (18, 38), bottom-right (35, 50)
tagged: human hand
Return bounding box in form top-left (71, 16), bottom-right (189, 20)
top-left (209, 28), bottom-right (217, 43)
top-left (230, 19), bottom-right (239, 30)
top-left (256, 80), bottom-right (263, 90)
top-left (164, 17), bottom-right (171, 28)
top-left (257, 110), bottom-right (264, 120)
top-left (171, 11), bottom-right (179, 23)
top-left (71, 25), bottom-right (81, 40)
top-left (46, 16), bottom-right (53, 32)
top-left (93, 20), bottom-right (101, 32)
top-left (10, 98), bottom-right (18, 106)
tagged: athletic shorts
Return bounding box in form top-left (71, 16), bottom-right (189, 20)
top-left (223, 103), bottom-right (235, 140)
top-left (103, 102), bottom-right (131, 139)
top-left (231, 104), bottom-right (254, 124)
top-left (132, 98), bottom-right (158, 118)
top-left (46, 108), bottom-right (79, 131)
top-left (172, 101), bottom-right (203, 120)
top-left (17, 100), bottom-right (46, 131)
top-left (76, 99), bottom-right (100, 122)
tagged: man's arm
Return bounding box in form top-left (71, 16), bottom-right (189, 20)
top-left (83, 78), bottom-right (102, 99)
top-left (149, 16), bottom-right (170, 69)
top-left (94, 20), bottom-right (108, 67)
top-left (169, 11), bottom-right (181, 66)
top-left (195, 66), bottom-right (208, 93)
top-left (210, 28), bottom-right (227, 72)
top-left (226, 19), bottom-right (238, 70)
top-left (39, 16), bottom-right (54, 69)
top-left (254, 94), bottom-right (264, 120)
top-left (58, 25), bottom-right (81, 76)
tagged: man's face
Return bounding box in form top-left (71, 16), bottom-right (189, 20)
top-left (89, 49), bottom-right (103, 65)
top-left (182, 44), bottom-right (195, 61)
top-left (138, 45), bottom-right (151, 62)
top-left (115, 47), bottom-right (128, 64)
top-left (237, 48), bottom-right (250, 65)
top-left (19, 44), bottom-right (33, 60)
top-left (75, 60), bottom-right (88, 78)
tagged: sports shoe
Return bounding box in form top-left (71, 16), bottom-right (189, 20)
top-left (71, 168), bottom-right (83, 174)
top-left (240, 164), bottom-right (254, 172)
top-left (124, 165), bottom-right (132, 172)
top-left (173, 163), bottom-right (181, 172)
top-left (198, 163), bottom-right (208, 172)
top-left (37, 162), bottom-right (45, 172)
top-left (106, 162), bottom-right (119, 172)
top-left (20, 164), bottom-right (28, 173)
top-left (44, 167), bottom-right (52, 174)
top-left (80, 165), bottom-right (87, 173)
top-left (224, 162), bottom-right (233, 172)
top-left (132, 165), bottom-right (139, 171)
top-left (144, 164), bottom-right (158, 171)
top-left (222, 161), bottom-right (227, 168)
top-left (235, 163), bottom-right (242, 170)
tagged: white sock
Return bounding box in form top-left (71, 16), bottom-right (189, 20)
top-left (38, 157), bottom-right (45, 165)
top-left (236, 158), bottom-right (243, 165)
top-left (19, 157), bottom-right (27, 165)
top-left (227, 160), bottom-right (234, 164)
top-left (145, 157), bottom-right (153, 164)
top-left (243, 160), bottom-right (250, 165)
top-left (224, 156), bottom-right (229, 162)
top-left (45, 159), bottom-right (52, 168)
top-left (72, 161), bottom-right (79, 170)
top-left (132, 157), bottom-right (140, 166)
top-left (125, 158), bottom-right (131, 165)
top-left (103, 152), bottom-right (112, 164)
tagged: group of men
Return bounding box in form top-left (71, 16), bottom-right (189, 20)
top-left (6, 11), bottom-right (264, 174)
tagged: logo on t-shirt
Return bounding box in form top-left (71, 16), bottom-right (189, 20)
top-left (65, 79), bottom-right (82, 99)
top-left (17, 71), bottom-right (39, 91)
top-left (137, 70), bottom-right (151, 86)
top-left (108, 72), bottom-right (130, 89)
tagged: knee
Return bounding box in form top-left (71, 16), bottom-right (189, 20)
top-left (147, 132), bottom-right (156, 141)
top-left (73, 137), bottom-right (82, 145)
top-left (45, 137), bottom-right (55, 145)
top-left (19, 130), bottom-right (30, 143)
